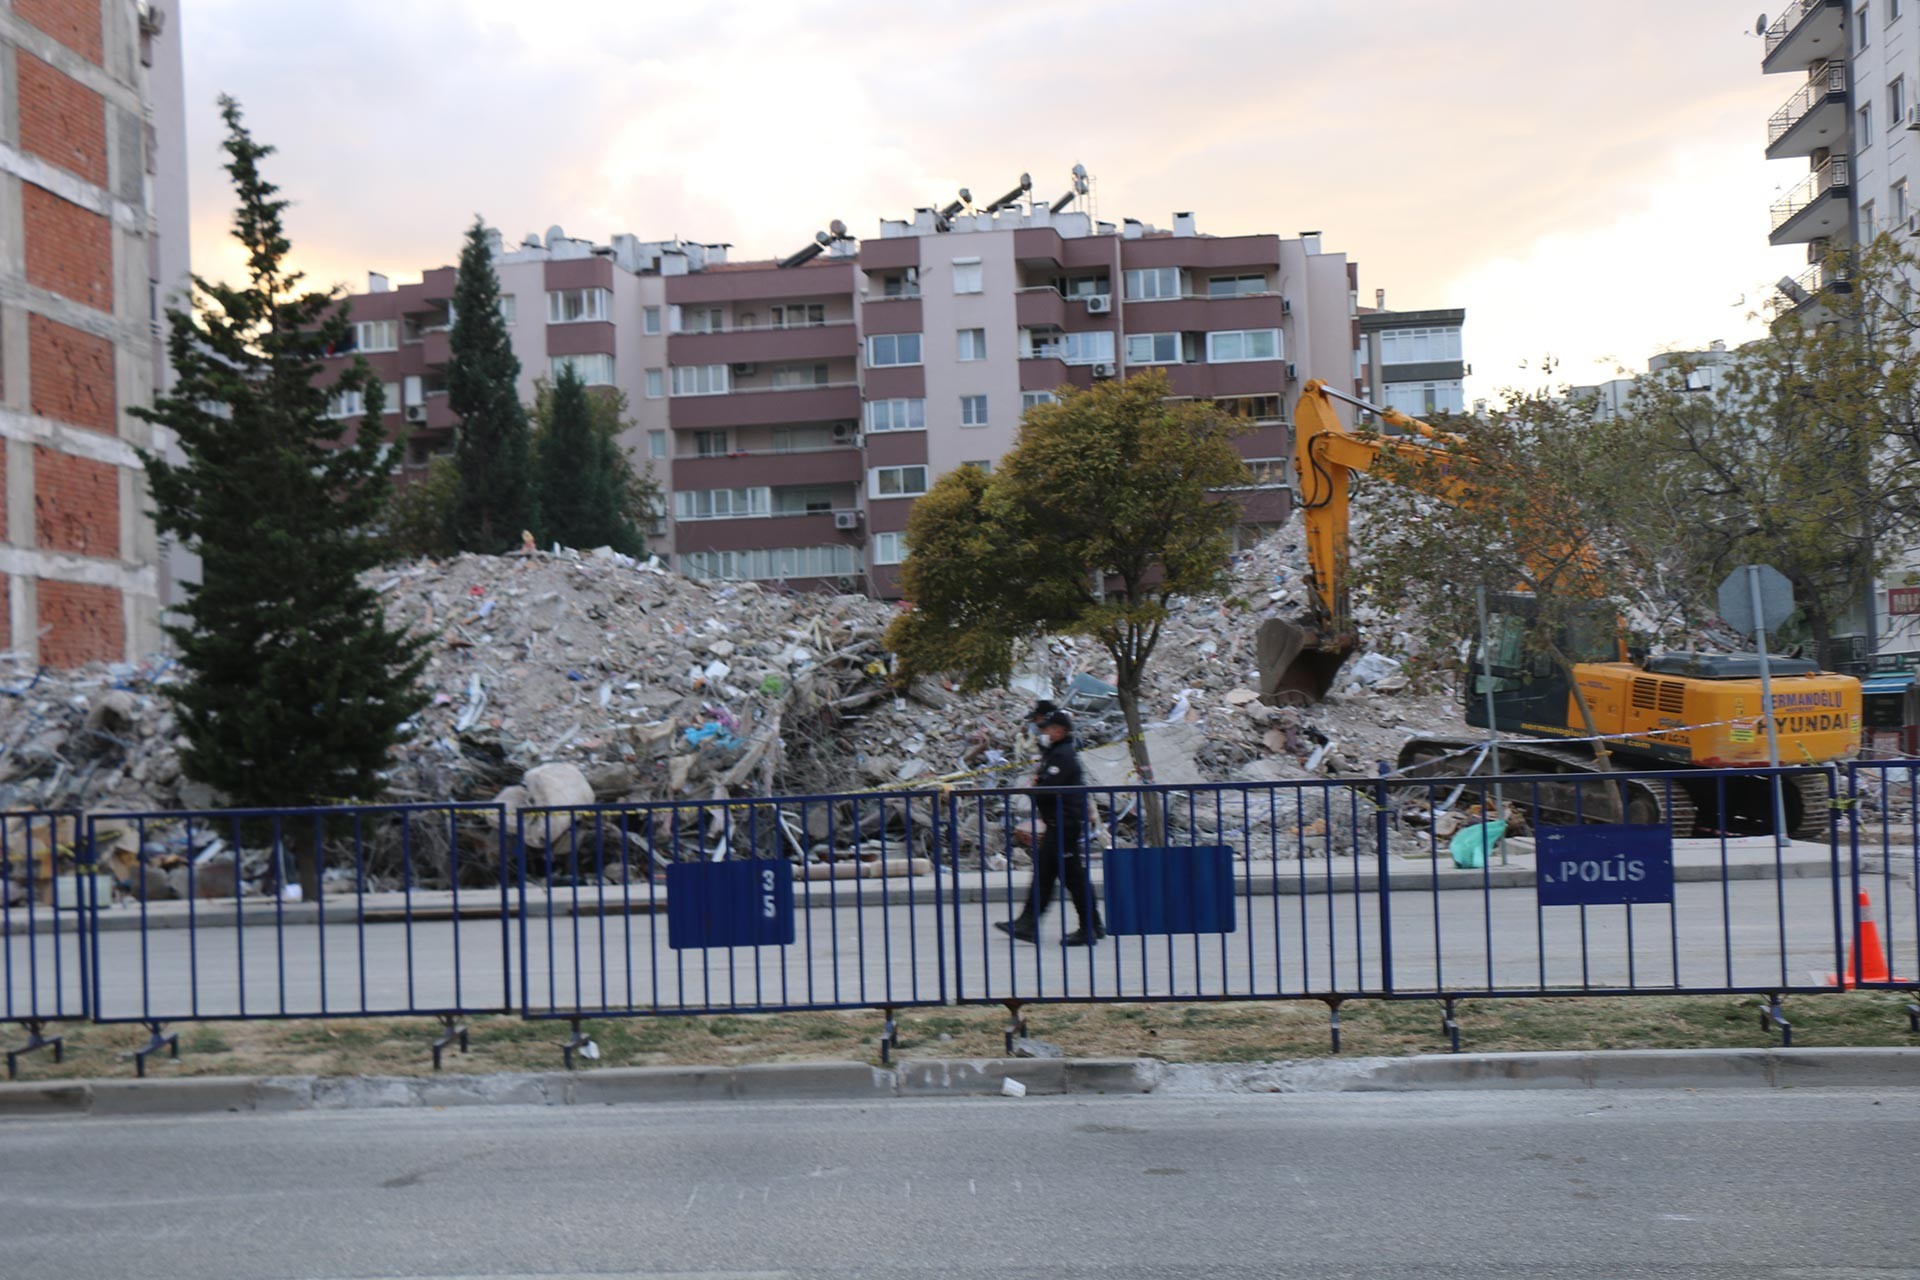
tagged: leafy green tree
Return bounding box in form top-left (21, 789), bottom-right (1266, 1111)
top-left (447, 217), bottom-right (534, 553)
top-left (133, 97), bottom-right (428, 896)
top-left (887, 372), bottom-right (1249, 828)
top-left (383, 455), bottom-right (461, 561)
top-left (530, 368), bottom-right (657, 556)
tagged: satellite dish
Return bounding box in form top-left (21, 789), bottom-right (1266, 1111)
top-left (545, 224), bottom-right (565, 247)
top-left (1755, 13), bottom-right (1767, 35)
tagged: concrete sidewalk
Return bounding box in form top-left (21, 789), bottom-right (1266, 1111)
top-left (2, 1047), bottom-right (1914, 1119)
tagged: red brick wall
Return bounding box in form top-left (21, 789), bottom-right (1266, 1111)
top-left (27, 314), bottom-right (116, 432)
top-left (15, 0), bottom-right (105, 64)
top-left (15, 52), bottom-right (107, 187)
top-left (37, 580), bottom-right (122, 666)
top-left (22, 185), bottom-right (112, 312)
top-left (33, 446), bottom-right (118, 557)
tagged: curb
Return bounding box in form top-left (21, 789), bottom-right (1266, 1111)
top-left (0, 1048), bottom-right (1911, 1119)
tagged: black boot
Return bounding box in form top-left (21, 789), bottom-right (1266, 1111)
top-left (995, 917), bottom-right (1039, 943)
top-left (1061, 920), bottom-right (1104, 947)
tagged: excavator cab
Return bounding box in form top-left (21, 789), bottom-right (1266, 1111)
top-left (1463, 596), bottom-right (1620, 735)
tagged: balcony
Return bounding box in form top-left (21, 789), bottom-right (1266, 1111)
top-left (1770, 156), bottom-right (1851, 244)
top-left (861, 295), bottom-right (921, 334)
top-left (1767, 64), bottom-right (1848, 159)
top-left (1776, 259), bottom-right (1854, 312)
top-left (668, 321), bottom-right (858, 366)
top-left (675, 510), bottom-right (863, 554)
top-left (668, 382), bottom-right (862, 431)
top-left (420, 326), bottom-right (452, 366)
top-left (1018, 355), bottom-right (1091, 393)
top-left (421, 391), bottom-right (459, 432)
top-left (1160, 361), bottom-right (1290, 400)
top-left (1120, 292), bottom-right (1286, 332)
top-left (666, 260), bottom-right (856, 305)
top-left (1763, 0), bottom-right (1846, 75)
top-left (1015, 287), bottom-right (1068, 328)
top-left (669, 447), bottom-right (863, 489)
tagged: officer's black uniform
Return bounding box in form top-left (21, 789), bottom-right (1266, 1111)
top-left (1009, 718), bottom-right (1102, 940)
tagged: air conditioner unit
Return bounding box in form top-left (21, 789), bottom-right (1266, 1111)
top-left (731, 362), bottom-right (757, 377)
top-left (1085, 294), bottom-right (1112, 314)
top-left (835, 576), bottom-right (859, 592)
top-left (405, 405), bottom-right (426, 423)
top-left (1090, 362), bottom-right (1116, 378)
top-left (1908, 212), bottom-right (1920, 235)
top-left (1906, 105), bottom-right (1920, 130)
top-left (833, 511), bottom-right (860, 530)
top-left (830, 421), bottom-right (858, 443)
top-left (1285, 363), bottom-right (1298, 381)
top-left (1281, 296), bottom-right (1292, 314)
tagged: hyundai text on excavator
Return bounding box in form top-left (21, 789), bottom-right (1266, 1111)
top-left (1259, 379), bottom-right (1863, 839)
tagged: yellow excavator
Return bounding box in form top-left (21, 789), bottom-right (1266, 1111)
top-left (1260, 380), bottom-right (1863, 838)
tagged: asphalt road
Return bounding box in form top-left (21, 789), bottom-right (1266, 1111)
top-left (1, 1089), bottom-right (1915, 1279)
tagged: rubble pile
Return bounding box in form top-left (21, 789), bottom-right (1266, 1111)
top-left (2, 520), bottom-right (1479, 895)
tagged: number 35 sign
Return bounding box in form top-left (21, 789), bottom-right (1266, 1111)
top-left (667, 859), bottom-right (797, 949)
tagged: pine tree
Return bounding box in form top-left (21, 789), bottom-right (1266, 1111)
top-left (446, 216), bottom-right (533, 553)
top-left (530, 367), bottom-right (654, 555)
top-left (133, 97), bottom-right (427, 893)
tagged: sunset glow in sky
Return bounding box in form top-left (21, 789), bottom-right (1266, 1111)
top-left (183, 0), bottom-right (1808, 399)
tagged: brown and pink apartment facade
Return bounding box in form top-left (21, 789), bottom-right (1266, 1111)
top-left (329, 191), bottom-right (1416, 598)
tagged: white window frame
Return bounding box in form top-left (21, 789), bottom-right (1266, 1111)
top-left (872, 531), bottom-right (909, 565)
top-left (1060, 330), bottom-right (1115, 366)
top-left (693, 429), bottom-right (729, 457)
top-left (960, 394), bottom-right (988, 427)
top-left (962, 459), bottom-right (992, 474)
top-left (1125, 332), bottom-right (1181, 365)
top-left (1021, 390), bottom-right (1057, 410)
top-left (354, 319), bottom-right (397, 353)
top-left (1206, 274), bottom-right (1266, 298)
top-left (866, 398), bottom-right (927, 432)
top-left (957, 328), bottom-right (987, 361)
top-left (1859, 102), bottom-right (1874, 148)
top-left (546, 287), bottom-right (611, 324)
top-left (952, 258), bottom-right (983, 294)
top-left (671, 305), bottom-right (725, 334)
top-left (1383, 379), bottom-right (1465, 417)
top-left (773, 425), bottom-right (834, 452)
top-left (869, 465), bottom-right (929, 499)
top-left (327, 386), bottom-right (367, 419)
top-left (647, 430), bottom-right (667, 460)
top-left (498, 296), bottom-right (516, 326)
top-left (1123, 267), bottom-right (1185, 300)
top-left (675, 487), bottom-right (771, 521)
top-left (1892, 77), bottom-right (1908, 132)
top-left (551, 353), bottom-right (614, 386)
top-left (771, 362), bottom-right (830, 388)
top-left (866, 332), bottom-right (923, 367)
top-left (1377, 326), bottom-right (1463, 364)
top-left (770, 303), bottom-right (826, 329)
top-left (1206, 328), bottom-right (1282, 363)
top-left (642, 306), bottom-right (662, 335)
top-left (671, 364), bottom-right (730, 397)
top-left (645, 368), bottom-right (664, 399)
top-left (680, 545), bottom-right (859, 583)
top-left (1895, 177), bottom-right (1912, 225)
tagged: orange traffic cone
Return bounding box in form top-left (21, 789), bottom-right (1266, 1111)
top-left (1827, 891), bottom-right (1914, 988)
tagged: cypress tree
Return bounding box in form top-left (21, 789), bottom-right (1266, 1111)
top-left (447, 217), bottom-right (533, 553)
top-left (134, 97), bottom-right (428, 894)
top-left (531, 366), bottom-right (652, 555)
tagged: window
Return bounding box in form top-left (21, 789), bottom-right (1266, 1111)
top-left (645, 368), bottom-right (664, 399)
top-left (1862, 198), bottom-right (1878, 240)
top-left (1022, 391), bottom-right (1057, 410)
top-left (1892, 0), bottom-right (1902, 20)
top-left (1206, 328), bottom-right (1282, 363)
top-left (867, 398), bottom-right (926, 432)
top-left (675, 487), bottom-right (770, 521)
top-left (646, 430), bottom-right (667, 460)
top-left (774, 426), bottom-right (834, 451)
top-left (1126, 332), bottom-right (1182, 364)
top-left (1384, 380), bottom-right (1465, 416)
top-left (381, 382), bottom-right (400, 413)
top-left (1858, 5), bottom-right (1870, 49)
top-left (872, 532), bottom-right (908, 566)
top-left (870, 465), bottom-right (928, 498)
top-left (957, 328), bottom-right (987, 361)
top-left (1239, 458), bottom-right (1285, 486)
top-left (774, 486), bottom-right (839, 515)
top-left (963, 459), bottom-right (991, 474)
top-left (327, 386), bottom-right (367, 419)
top-left (952, 258), bottom-right (983, 294)
top-left (547, 288), bottom-right (610, 324)
top-left (770, 303), bottom-right (825, 328)
top-left (1859, 102), bottom-right (1874, 149)
top-left (1378, 326), bottom-right (1463, 364)
top-left (866, 333), bottom-right (922, 366)
top-left (671, 364), bottom-right (730, 396)
top-left (672, 306), bottom-right (725, 334)
top-left (1893, 78), bottom-right (1908, 131)
top-left (1059, 330), bottom-right (1115, 366)
top-left (1213, 395), bottom-right (1283, 421)
top-left (1207, 274), bottom-right (1266, 298)
top-left (693, 430), bottom-right (729, 457)
top-left (772, 362), bottom-right (830, 388)
top-left (1059, 275), bottom-right (1111, 299)
top-left (1124, 267), bottom-right (1184, 300)
top-left (498, 295), bottom-right (516, 326)
top-left (354, 319), bottom-right (397, 352)
top-left (681, 545), bottom-right (858, 582)
top-left (881, 271), bottom-right (920, 298)
top-left (551, 353), bottom-right (614, 385)
top-left (960, 394), bottom-right (988, 427)
top-left (643, 306), bottom-right (662, 335)
top-left (1895, 178), bottom-right (1912, 226)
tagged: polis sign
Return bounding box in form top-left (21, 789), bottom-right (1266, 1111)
top-left (1536, 824), bottom-right (1675, 907)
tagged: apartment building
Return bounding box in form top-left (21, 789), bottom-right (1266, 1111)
top-left (1357, 291), bottom-right (1468, 418)
top-left (337, 193), bottom-right (1361, 597)
top-left (1, 1), bottom-right (186, 665)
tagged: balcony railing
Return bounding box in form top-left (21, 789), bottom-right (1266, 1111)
top-left (1767, 63), bottom-right (1847, 145)
top-left (1779, 260), bottom-right (1854, 309)
top-left (1770, 156), bottom-right (1849, 233)
top-left (1764, 0), bottom-right (1824, 56)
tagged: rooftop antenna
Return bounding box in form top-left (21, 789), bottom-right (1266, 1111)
top-left (1049, 163), bottom-right (1091, 214)
top-left (982, 173), bottom-right (1032, 214)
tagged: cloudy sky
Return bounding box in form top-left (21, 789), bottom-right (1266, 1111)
top-left (181, 0), bottom-right (1805, 398)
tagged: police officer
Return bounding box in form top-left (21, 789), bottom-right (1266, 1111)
top-left (997, 710), bottom-right (1104, 946)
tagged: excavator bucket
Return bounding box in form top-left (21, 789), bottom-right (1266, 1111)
top-left (1256, 618), bottom-right (1355, 705)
